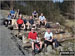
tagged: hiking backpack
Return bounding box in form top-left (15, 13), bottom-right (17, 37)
top-left (45, 23), bottom-right (51, 28)
top-left (34, 43), bottom-right (40, 54)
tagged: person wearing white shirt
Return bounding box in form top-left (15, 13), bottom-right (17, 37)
top-left (44, 31), bottom-right (53, 40)
top-left (44, 28), bottom-right (56, 48)
top-left (38, 13), bottom-right (47, 26)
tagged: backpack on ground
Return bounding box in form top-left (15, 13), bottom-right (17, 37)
top-left (53, 39), bottom-right (61, 48)
top-left (34, 43), bottom-right (40, 54)
top-left (45, 23), bottom-right (51, 28)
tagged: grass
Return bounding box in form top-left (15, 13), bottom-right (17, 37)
top-left (65, 20), bottom-right (75, 27)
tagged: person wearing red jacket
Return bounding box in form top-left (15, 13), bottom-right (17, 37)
top-left (28, 28), bottom-right (37, 52)
top-left (28, 28), bottom-right (43, 54)
top-left (17, 17), bottom-right (24, 32)
top-left (28, 28), bottom-right (37, 40)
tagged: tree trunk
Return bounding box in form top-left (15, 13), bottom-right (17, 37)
top-left (10, 0), bottom-right (14, 10)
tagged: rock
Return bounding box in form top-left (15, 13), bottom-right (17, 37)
top-left (51, 50), bottom-right (56, 54)
top-left (56, 46), bottom-right (63, 51)
top-left (22, 35), bottom-right (30, 44)
top-left (40, 28), bottom-right (46, 32)
top-left (45, 52), bottom-right (49, 55)
top-left (40, 52), bottom-right (44, 56)
top-left (22, 43), bottom-right (31, 48)
top-left (68, 47), bottom-right (73, 51)
top-left (47, 45), bottom-right (53, 53)
top-left (35, 54), bottom-right (40, 56)
top-left (45, 52), bottom-right (56, 56)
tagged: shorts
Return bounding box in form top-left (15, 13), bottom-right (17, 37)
top-left (44, 40), bottom-right (53, 45)
top-left (34, 15), bottom-right (37, 18)
top-left (44, 39), bottom-right (57, 46)
top-left (30, 39), bottom-right (37, 43)
top-left (40, 21), bottom-right (45, 25)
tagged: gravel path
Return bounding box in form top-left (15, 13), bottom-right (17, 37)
top-left (0, 10), bottom-right (28, 56)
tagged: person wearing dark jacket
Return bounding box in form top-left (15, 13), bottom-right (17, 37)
top-left (29, 16), bottom-right (34, 25)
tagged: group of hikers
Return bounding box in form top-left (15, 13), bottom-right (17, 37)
top-left (4, 9), bottom-right (48, 32)
top-left (4, 9), bottom-right (61, 54)
top-left (29, 28), bottom-right (61, 54)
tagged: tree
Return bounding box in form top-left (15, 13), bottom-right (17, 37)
top-left (10, 0), bottom-right (14, 10)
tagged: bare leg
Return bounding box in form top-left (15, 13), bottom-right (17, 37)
top-left (44, 20), bottom-right (47, 25)
top-left (38, 20), bottom-right (40, 25)
top-left (23, 24), bottom-right (25, 30)
top-left (22, 24), bottom-right (25, 30)
top-left (53, 42), bottom-right (55, 48)
top-left (32, 42), bottom-right (34, 50)
top-left (16, 24), bottom-right (18, 29)
top-left (32, 14), bottom-right (34, 19)
top-left (44, 43), bottom-right (47, 52)
top-left (40, 42), bottom-right (43, 49)
top-left (45, 44), bottom-right (47, 48)
top-left (37, 13), bottom-right (38, 18)
top-left (26, 22), bottom-right (31, 30)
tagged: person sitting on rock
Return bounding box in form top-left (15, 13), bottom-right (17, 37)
top-left (10, 9), bottom-right (15, 18)
top-left (28, 28), bottom-right (37, 42)
top-left (29, 16), bottom-right (36, 28)
top-left (32, 10), bottom-right (38, 19)
top-left (25, 16), bottom-right (36, 30)
top-left (38, 13), bottom-right (47, 27)
top-left (29, 16), bottom-right (34, 25)
top-left (17, 16), bottom-right (24, 32)
top-left (28, 28), bottom-right (38, 49)
top-left (28, 28), bottom-right (43, 54)
top-left (44, 28), bottom-right (60, 49)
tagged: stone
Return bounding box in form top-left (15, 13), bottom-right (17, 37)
top-left (40, 52), bottom-right (44, 55)
top-left (22, 36), bottom-right (30, 44)
top-left (68, 47), bottom-right (73, 51)
top-left (22, 43), bottom-right (31, 48)
top-left (51, 50), bottom-right (56, 54)
top-left (56, 46), bottom-right (63, 51)
top-left (47, 45), bottom-right (53, 53)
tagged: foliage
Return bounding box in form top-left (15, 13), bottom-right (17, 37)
top-left (1, 1), bottom-right (74, 24)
